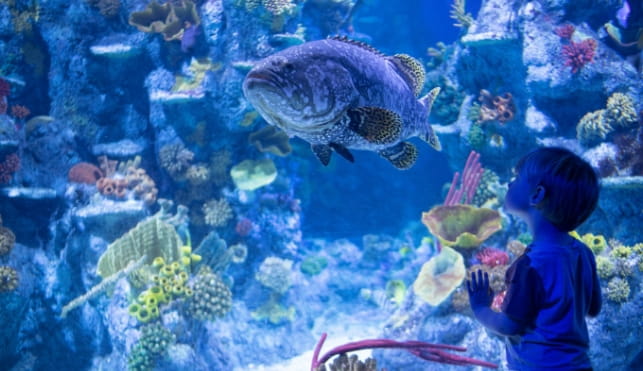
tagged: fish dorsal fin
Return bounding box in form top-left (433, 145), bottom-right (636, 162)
top-left (379, 142), bottom-right (418, 170)
top-left (390, 54), bottom-right (426, 96)
top-left (329, 35), bottom-right (384, 56)
top-left (345, 107), bottom-right (402, 145)
top-left (419, 87), bottom-right (442, 151)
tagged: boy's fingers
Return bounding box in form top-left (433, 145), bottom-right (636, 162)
top-left (477, 269), bottom-right (484, 287)
top-left (466, 280), bottom-right (471, 293)
top-left (484, 271), bottom-right (489, 289)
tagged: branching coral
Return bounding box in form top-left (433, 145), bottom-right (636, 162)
top-left (475, 247), bottom-right (509, 267)
top-left (561, 38), bottom-right (597, 74)
top-left (450, 0), bottom-right (474, 29)
top-left (159, 142), bottom-right (194, 179)
top-left (315, 353), bottom-right (378, 371)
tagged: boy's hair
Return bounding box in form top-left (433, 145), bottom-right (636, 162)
top-left (515, 147), bottom-right (599, 231)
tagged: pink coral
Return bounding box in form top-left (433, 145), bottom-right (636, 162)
top-left (475, 247), bottom-right (509, 267)
top-left (555, 24), bottom-right (575, 39)
top-left (562, 39), bottom-right (597, 73)
top-left (0, 153), bottom-right (20, 184)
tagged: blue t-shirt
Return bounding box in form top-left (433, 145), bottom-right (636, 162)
top-left (501, 238), bottom-right (602, 371)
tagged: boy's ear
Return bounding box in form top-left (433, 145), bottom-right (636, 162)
top-left (530, 185), bottom-right (546, 205)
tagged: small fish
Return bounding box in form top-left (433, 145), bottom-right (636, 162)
top-left (616, 0), bottom-right (630, 28)
top-left (242, 37), bottom-right (442, 169)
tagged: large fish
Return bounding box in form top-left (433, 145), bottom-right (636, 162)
top-left (242, 36), bottom-right (441, 169)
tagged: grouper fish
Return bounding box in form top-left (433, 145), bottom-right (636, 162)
top-left (242, 36), bottom-right (442, 170)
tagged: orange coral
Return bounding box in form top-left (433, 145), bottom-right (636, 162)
top-left (96, 177), bottom-right (128, 198)
top-left (477, 89), bottom-right (516, 124)
top-left (68, 162), bottom-right (104, 184)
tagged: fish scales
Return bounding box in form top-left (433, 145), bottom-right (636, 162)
top-left (243, 37), bottom-right (441, 169)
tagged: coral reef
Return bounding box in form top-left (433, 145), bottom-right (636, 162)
top-left (256, 256), bottom-right (294, 294)
top-left (185, 268), bottom-right (232, 321)
top-left (412, 246), bottom-right (466, 306)
top-left (605, 277), bottom-right (630, 303)
top-left (67, 162), bottom-right (103, 184)
top-left (128, 0), bottom-right (200, 42)
top-left (0, 225), bottom-right (16, 256)
top-left (128, 323), bottom-right (176, 371)
top-left (561, 38), bottom-right (598, 73)
top-left (0, 266), bottom-right (19, 292)
top-left (421, 205), bottom-right (501, 248)
top-left (202, 198), bottom-right (233, 228)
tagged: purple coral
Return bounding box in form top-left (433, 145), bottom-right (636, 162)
top-left (310, 333), bottom-right (498, 370)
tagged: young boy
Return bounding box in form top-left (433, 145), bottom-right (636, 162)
top-left (467, 147), bottom-right (602, 370)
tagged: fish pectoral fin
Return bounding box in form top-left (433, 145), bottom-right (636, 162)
top-left (379, 142), bottom-right (418, 170)
top-left (311, 144), bottom-right (333, 166)
top-left (346, 107), bottom-right (402, 144)
top-left (329, 143), bottom-right (354, 163)
top-left (389, 54), bottom-right (426, 97)
top-left (311, 143), bottom-right (355, 166)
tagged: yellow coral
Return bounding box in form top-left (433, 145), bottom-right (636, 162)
top-left (605, 92), bottom-right (638, 129)
top-left (581, 233), bottom-right (607, 255)
top-left (576, 109), bottom-right (612, 146)
top-left (0, 266), bottom-right (19, 292)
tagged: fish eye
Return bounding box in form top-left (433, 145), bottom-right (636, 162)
top-left (284, 63), bottom-right (294, 72)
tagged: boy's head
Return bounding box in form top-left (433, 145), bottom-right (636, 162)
top-left (509, 147), bottom-right (599, 231)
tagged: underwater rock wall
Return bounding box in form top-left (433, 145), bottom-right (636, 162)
top-left (0, 0), bottom-right (641, 370)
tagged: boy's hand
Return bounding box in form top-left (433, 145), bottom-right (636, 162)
top-left (466, 269), bottom-right (494, 310)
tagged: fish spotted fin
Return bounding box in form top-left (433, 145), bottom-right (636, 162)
top-left (346, 107), bottom-right (402, 144)
top-left (390, 54), bottom-right (426, 97)
top-left (419, 87), bottom-right (442, 151)
top-left (379, 142), bottom-right (418, 170)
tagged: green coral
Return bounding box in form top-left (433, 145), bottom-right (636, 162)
top-left (248, 126), bottom-right (292, 157)
top-left (251, 297), bottom-right (295, 325)
top-left (185, 267), bottom-right (232, 321)
top-left (605, 277), bottom-right (630, 303)
top-left (128, 323), bottom-right (176, 371)
top-left (472, 169), bottom-right (500, 207)
top-left (97, 218), bottom-right (183, 279)
top-left (467, 121), bottom-right (486, 150)
top-left (300, 255), bottom-right (328, 276)
top-left (596, 256), bottom-right (615, 279)
top-left (421, 205), bottom-right (502, 248)
top-left (610, 245), bottom-right (632, 259)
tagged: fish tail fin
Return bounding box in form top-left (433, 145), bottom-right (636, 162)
top-left (419, 87), bottom-right (442, 151)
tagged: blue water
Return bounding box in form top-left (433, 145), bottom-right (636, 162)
top-left (0, 0), bottom-right (640, 370)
